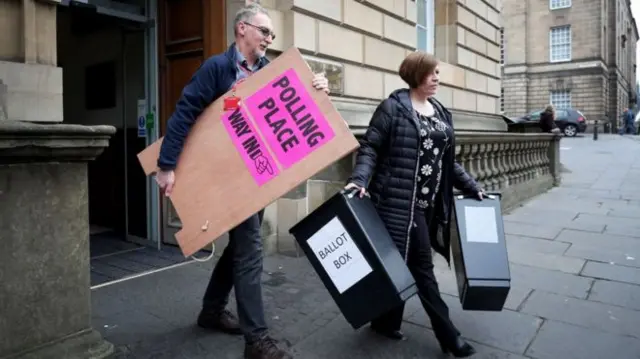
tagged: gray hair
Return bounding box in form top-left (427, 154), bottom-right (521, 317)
top-left (234, 3), bottom-right (269, 36)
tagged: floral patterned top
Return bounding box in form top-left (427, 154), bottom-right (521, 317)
top-left (415, 110), bottom-right (453, 210)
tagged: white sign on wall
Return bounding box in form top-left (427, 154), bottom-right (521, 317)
top-left (306, 216), bottom-right (373, 294)
top-left (137, 99), bottom-right (147, 138)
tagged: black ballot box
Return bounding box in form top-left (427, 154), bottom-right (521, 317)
top-left (450, 192), bottom-right (511, 311)
top-left (289, 189), bottom-right (418, 330)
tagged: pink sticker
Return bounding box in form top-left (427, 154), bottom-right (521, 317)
top-left (244, 68), bottom-right (335, 169)
top-left (221, 107), bottom-right (279, 186)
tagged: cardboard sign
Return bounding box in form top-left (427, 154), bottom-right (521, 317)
top-left (137, 47), bottom-right (360, 257)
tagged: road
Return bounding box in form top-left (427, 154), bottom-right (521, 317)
top-left (93, 134), bottom-right (640, 359)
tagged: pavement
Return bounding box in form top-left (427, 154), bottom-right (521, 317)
top-left (93, 134), bottom-right (640, 359)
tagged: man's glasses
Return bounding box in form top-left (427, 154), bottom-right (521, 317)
top-left (243, 22), bottom-right (276, 40)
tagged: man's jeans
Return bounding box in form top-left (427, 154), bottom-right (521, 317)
top-left (202, 209), bottom-right (268, 342)
top-left (619, 120), bottom-right (635, 135)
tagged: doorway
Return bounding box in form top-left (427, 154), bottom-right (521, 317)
top-left (57, 2), bottom-right (190, 287)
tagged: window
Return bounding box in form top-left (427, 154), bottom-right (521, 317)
top-left (500, 27), bottom-right (505, 65)
top-left (550, 26), bottom-right (571, 62)
top-left (550, 0), bottom-right (571, 10)
top-left (500, 87), bottom-right (504, 113)
top-left (416, 0), bottom-right (435, 53)
top-left (550, 90), bottom-right (572, 109)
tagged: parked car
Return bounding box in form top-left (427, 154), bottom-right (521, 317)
top-left (514, 109), bottom-right (588, 137)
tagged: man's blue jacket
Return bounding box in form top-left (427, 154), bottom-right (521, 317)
top-left (157, 44), bottom-right (269, 170)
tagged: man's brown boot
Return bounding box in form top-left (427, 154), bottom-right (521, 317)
top-left (197, 309), bottom-right (242, 335)
top-left (244, 336), bottom-right (293, 359)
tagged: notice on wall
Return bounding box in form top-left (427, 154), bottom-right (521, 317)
top-left (136, 47), bottom-right (360, 257)
top-left (464, 206), bottom-right (499, 243)
top-left (307, 217), bottom-right (373, 294)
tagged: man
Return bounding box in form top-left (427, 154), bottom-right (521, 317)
top-left (154, 4), bottom-right (329, 359)
top-left (620, 107), bottom-right (635, 135)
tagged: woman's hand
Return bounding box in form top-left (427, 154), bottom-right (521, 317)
top-left (344, 182), bottom-right (368, 198)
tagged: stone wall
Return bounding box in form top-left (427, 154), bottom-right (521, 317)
top-left (502, 0), bottom-right (637, 122)
top-left (258, 0), bottom-right (505, 130)
top-left (502, 73), bottom-right (528, 116)
top-left (527, 73), bottom-right (606, 121)
top-left (158, 1), bottom-right (563, 257)
top-left (239, 0), bottom-right (507, 255)
top-left (0, 0), bottom-right (62, 123)
top-left (218, 0), bottom-right (571, 257)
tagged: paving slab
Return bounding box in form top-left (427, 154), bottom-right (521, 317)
top-left (519, 290), bottom-right (640, 339)
top-left (603, 224), bottom-right (640, 238)
top-left (525, 320), bottom-right (640, 359)
top-left (555, 229), bottom-right (640, 253)
top-left (588, 280), bottom-right (640, 311)
top-left (573, 212), bottom-right (640, 230)
top-left (292, 316), bottom-right (530, 359)
top-left (607, 207), bottom-right (640, 219)
top-left (581, 261), bottom-right (640, 285)
top-left (506, 249), bottom-right (585, 274)
top-left (504, 208), bottom-right (606, 233)
top-left (564, 243), bottom-right (640, 268)
top-left (509, 263), bottom-right (593, 299)
top-left (406, 294), bottom-right (542, 355)
top-left (505, 235), bottom-right (571, 255)
top-left (518, 194), bottom-right (609, 214)
top-left (502, 222), bottom-right (563, 240)
top-left (596, 198), bottom-right (636, 210)
top-left (549, 187), bottom-right (622, 201)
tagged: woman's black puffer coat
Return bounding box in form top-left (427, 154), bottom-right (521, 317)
top-left (348, 89), bottom-right (481, 264)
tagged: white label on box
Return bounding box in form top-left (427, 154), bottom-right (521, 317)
top-left (464, 206), bottom-right (499, 243)
top-left (306, 216), bottom-right (373, 294)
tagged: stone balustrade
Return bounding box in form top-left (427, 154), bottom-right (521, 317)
top-left (454, 132), bottom-right (561, 210)
top-left (269, 131), bottom-right (561, 256)
top-left (164, 129), bottom-right (562, 257)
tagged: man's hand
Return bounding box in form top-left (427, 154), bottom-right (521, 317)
top-left (312, 73), bottom-right (330, 94)
top-left (156, 170), bottom-right (175, 197)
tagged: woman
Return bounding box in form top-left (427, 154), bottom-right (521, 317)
top-left (345, 51), bottom-right (482, 357)
top-left (539, 104), bottom-right (559, 133)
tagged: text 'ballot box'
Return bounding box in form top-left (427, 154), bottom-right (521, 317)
top-left (450, 192), bottom-right (511, 311)
top-left (289, 190), bottom-right (417, 329)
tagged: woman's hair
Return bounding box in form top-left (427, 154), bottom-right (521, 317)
top-left (544, 104), bottom-right (555, 113)
top-left (398, 51), bottom-right (439, 89)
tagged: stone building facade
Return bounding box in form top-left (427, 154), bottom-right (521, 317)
top-left (1, 2), bottom-right (567, 357)
top-left (1, 0), bottom-right (560, 259)
top-left (501, 0), bottom-right (638, 125)
top-left (257, 0), bottom-right (506, 253)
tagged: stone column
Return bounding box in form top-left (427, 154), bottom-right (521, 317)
top-left (0, 120), bottom-right (116, 359)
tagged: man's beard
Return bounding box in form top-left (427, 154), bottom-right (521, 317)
top-left (254, 47), bottom-right (266, 58)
